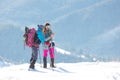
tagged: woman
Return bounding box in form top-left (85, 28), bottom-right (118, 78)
top-left (43, 22), bottom-right (56, 68)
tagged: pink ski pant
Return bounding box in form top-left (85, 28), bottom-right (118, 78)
top-left (43, 47), bottom-right (54, 58)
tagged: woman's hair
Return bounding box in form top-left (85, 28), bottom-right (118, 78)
top-left (45, 22), bottom-right (50, 26)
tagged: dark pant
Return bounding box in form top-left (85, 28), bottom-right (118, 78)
top-left (29, 46), bottom-right (38, 69)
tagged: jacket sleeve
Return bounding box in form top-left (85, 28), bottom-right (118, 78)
top-left (37, 31), bottom-right (45, 43)
top-left (45, 36), bottom-right (51, 42)
top-left (45, 29), bottom-right (54, 42)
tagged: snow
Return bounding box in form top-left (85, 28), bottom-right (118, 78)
top-left (0, 56), bottom-right (12, 67)
top-left (55, 47), bottom-right (71, 55)
top-left (0, 62), bottom-right (120, 80)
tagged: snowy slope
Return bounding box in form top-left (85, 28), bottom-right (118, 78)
top-left (0, 56), bottom-right (12, 67)
top-left (0, 62), bottom-right (120, 80)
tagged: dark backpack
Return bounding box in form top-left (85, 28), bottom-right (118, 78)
top-left (34, 32), bottom-right (41, 44)
top-left (23, 27), bottom-right (29, 45)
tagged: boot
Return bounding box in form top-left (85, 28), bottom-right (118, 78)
top-left (50, 58), bottom-right (56, 68)
top-left (29, 59), bottom-right (36, 69)
top-left (43, 57), bottom-right (47, 68)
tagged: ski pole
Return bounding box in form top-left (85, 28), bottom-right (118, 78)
top-left (38, 48), bottom-right (42, 67)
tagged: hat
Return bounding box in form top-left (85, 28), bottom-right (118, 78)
top-left (37, 25), bottom-right (44, 31)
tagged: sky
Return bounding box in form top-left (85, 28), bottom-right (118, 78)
top-left (0, 0), bottom-right (120, 62)
top-left (0, 0), bottom-right (120, 27)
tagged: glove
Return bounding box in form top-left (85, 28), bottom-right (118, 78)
top-left (49, 41), bottom-right (55, 47)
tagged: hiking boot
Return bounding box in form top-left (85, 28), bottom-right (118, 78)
top-left (50, 58), bottom-right (56, 68)
top-left (29, 59), bottom-right (36, 69)
top-left (43, 57), bottom-right (47, 68)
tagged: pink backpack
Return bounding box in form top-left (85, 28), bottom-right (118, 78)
top-left (26, 28), bottom-right (39, 48)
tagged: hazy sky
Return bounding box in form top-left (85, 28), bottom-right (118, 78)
top-left (0, 0), bottom-right (120, 27)
top-left (0, 0), bottom-right (120, 57)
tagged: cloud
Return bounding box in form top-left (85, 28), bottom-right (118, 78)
top-left (95, 25), bottom-right (120, 42)
top-left (81, 25), bottom-right (120, 56)
top-left (0, 0), bottom-right (30, 30)
top-left (0, 20), bottom-right (21, 31)
top-left (51, 0), bottom-right (113, 24)
top-left (82, 25), bottom-right (120, 50)
top-left (0, 0), bottom-right (28, 15)
top-left (54, 0), bottom-right (83, 12)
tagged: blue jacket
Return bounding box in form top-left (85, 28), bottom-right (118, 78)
top-left (37, 26), bottom-right (45, 43)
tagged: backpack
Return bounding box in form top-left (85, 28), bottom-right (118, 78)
top-left (23, 27), bottom-right (40, 48)
top-left (34, 32), bottom-right (41, 44)
top-left (23, 27), bottom-right (29, 45)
